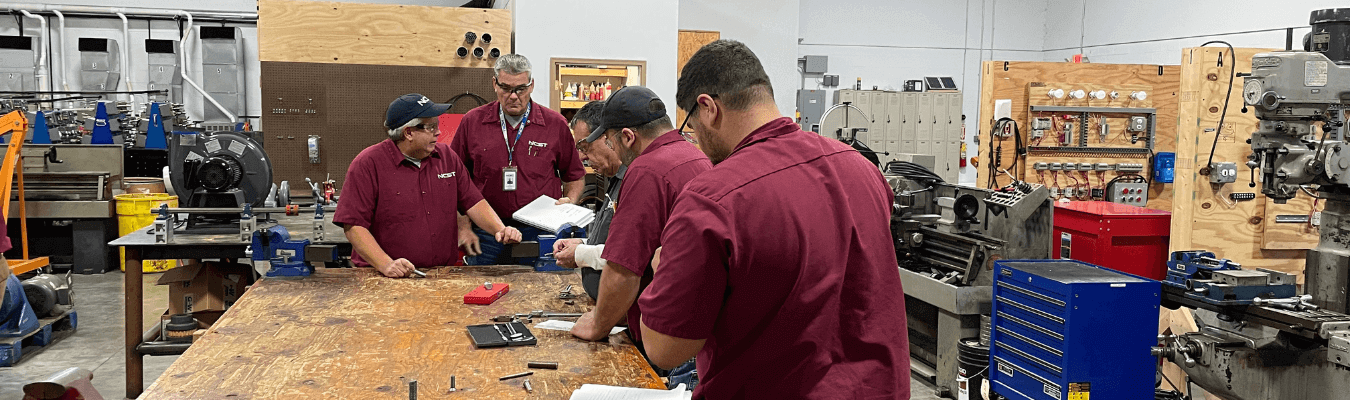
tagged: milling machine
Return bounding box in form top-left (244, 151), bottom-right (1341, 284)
top-left (885, 161), bottom-right (1054, 397)
top-left (1150, 8), bottom-right (1350, 399)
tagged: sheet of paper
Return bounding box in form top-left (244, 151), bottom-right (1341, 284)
top-left (569, 383), bottom-right (691, 400)
top-left (534, 319), bottom-right (626, 335)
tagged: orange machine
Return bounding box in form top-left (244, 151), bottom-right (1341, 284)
top-left (0, 110), bottom-right (49, 275)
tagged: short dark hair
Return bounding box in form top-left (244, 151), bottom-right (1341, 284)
top-left (676, 39), bottom-right (775, 112)
top-left (571, 101), bottom-right (604, 129)
top-left (631, 115), bottom-right (673, 139)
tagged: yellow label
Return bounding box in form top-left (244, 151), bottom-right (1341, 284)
top-left (1068, 393), bottom-right (1089, 400)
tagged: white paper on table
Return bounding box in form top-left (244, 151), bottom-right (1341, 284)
top-left (534, 319), bottom-right (626, 335)
top-left (569, 383), bottom-right (691, 400)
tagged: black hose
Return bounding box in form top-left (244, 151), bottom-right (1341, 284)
top-left (1200, 40), bottom-right (1235, 174)
top-left (886, 161), bottom-right (944, 183)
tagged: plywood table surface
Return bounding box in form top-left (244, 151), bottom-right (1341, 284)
top-left (139, 267), bottom-right (664, 399)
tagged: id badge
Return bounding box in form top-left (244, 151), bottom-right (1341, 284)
top-left (503, 166), bottom-right (518, 191)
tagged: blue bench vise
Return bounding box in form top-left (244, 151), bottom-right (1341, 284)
top-left (1164, 250), bottom-right (1297, 306)
top-left (251, 225), bottom-right (313, 278)
top-left (533, 223), bottom-right (587, 272)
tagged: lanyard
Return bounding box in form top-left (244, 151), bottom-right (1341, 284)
top-left (499, 102), bottom-right (532, 165)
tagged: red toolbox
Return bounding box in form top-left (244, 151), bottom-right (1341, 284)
top-left (1053, 201), bottom-right (1172, 280)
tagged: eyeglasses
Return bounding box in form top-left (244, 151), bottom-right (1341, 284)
top-left (677, 95), bottom-right (716, 145)
top-left (495, 78), bottom-right (533, 96)
top-left (416, 122), bottom-right (440, 132)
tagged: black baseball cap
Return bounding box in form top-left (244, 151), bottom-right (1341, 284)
top-left (585, 86), bottom-right (667, 142)
top-left (385, 93), bottom-right (451, 129)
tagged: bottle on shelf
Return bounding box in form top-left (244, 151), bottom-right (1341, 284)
top-left (564, 83), bottom-right (575, 101)
top-left (603, 81), bottom-right (613, 100)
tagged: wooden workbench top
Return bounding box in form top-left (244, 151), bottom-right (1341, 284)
top-left (139, 266), bottom-right (664, 399)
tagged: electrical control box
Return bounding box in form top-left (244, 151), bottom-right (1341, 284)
top-left (796, 89), bottom-right (828, 131)
top-left (1153, 152), bottom-right (1175, 183)
top-left (801, 55), bottom-right (828, 74)
top-left (1210, 162), bottom-right (1237, 184)
top-left (990, 259), bottom-right (1160, 400)
top-left (1127, 116), bottom-right (1148, 132)
top-left (1109, 182), bottom-right (1149, 207)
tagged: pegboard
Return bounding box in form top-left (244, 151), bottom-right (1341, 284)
top-left (260, 61), bottom-right (495, 193)
top-left (977, 62), bottom-right (1180, 211)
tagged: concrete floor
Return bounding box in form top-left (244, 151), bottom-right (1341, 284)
top-left (0, 272), bottom-right (178, 400)
top-left (0, 272), bottom-right (947, 400)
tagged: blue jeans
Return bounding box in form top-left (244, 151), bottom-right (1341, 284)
top-left (667, 359), bottom-right (698, 390)
top-left (464, 225), bottom-right (546, 265)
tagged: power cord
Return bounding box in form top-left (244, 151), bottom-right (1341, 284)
top-left (1199, 40), bottom-right (1236, 176)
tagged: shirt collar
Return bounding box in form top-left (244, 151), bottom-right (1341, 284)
top-left (640, 129), bottom-right (689, 157)
top-left (613, 164), bottom-right (629, 180)
top-left (483, 101), bottom-right (547, 128)
top-left (385, 139), bottom-right (441, 167)
top-left (729, 117), bottom-right (799, 156)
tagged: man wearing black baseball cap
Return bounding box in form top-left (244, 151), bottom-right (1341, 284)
top-left (568, 86), bottom-right (711, 357)
top-left (334, 94), bottom-right (522, 278)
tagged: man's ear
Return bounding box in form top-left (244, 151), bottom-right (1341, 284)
top-left (622, 128), bottom-right (638, 147)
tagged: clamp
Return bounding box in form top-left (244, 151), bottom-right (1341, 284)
top-left (251, 225), bottom-right (313, 278)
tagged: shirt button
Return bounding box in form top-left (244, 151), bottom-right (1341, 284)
top-left (423, 191), bottom-right (426, 194)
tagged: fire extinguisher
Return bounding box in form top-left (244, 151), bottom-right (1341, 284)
top-left (959, 121), bottom-right (968, 168)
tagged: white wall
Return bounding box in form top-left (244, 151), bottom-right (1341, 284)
top-left (798, 0), bottom-right (1049, 184)
top-left (512, 0), bottom-right (679, 119)
top-left (679, 0), bottom-right (800, 118)
top-left (1042, 0), bottom-right (1345, 64)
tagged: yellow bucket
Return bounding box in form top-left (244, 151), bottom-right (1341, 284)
top-left (115, 193), bottom-right (178, 272)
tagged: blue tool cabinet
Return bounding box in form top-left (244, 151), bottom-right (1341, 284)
top-left (989, 259), bottom-right (1160, 400)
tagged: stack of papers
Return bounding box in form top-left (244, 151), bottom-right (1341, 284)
top-left (570, 384), bottom-right (692, 400)
top-left (513, 195), bottom-right (596, 232)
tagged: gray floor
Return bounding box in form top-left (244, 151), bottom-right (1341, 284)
top-left (0, 272), bottom-right (178, 400)
top-left (0, 272), bottom-right (947, 400)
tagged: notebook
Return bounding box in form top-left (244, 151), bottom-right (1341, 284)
top-left (512, 195), bottom-right (596, 232)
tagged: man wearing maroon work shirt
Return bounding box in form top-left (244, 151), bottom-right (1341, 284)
top-left (639, 40), bottom-right (911, 398)
top-left (567, 86), bottom-right (711, 345)
top-left (335, 94), bottom-right (522, 278)
top-left (450, 54), bottom-right (587, 265)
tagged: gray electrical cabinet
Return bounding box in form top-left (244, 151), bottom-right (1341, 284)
top-left (0, 36), bottom-right (36, 92)
top-left (79, 37), bottom-right (122, 92)
top-left (145, 39), bottom-right (183, 104)
top-left (796, 89), bottom-right (827, 132)
top-left (835, 89), bottom-right (963, 182)
top-left (200, 27), bottom-right (246, 123)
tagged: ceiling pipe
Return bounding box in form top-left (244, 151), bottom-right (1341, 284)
top-left (51, 10), bottom-right (67, 92)
top-left (17, 10), bottom-right (49, 97)
top-left (0, 4), bottom-right (256, 20)
top-left (117, 12), bottom-right (136, 112)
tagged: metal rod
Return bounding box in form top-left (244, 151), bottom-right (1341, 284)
top-left (527, 361), bottom-right (559, 370)
top-left (163, 206), bottom-right (336, 214)
top-left (498, 371), bottom-right (533, 380)
top-left (1028, 105), bottom-right (1157, 114)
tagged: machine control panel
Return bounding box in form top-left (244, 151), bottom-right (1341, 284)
top-left (1110, 182), bottom-right (1149, 207)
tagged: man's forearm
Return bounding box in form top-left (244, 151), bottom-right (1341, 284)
top-left (458, 213), bottom-right (472, 232)
top-left (344, 225), bottom-right (393, 268)
top-left (465, 200), bottom-right (506, 234)
top-left (593, 260), bottom-right (641, 330)
top-left (562, 179), bottom-right (584, 204)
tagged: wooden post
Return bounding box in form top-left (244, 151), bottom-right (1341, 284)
top-left (124, 246), bottom-right (143, 399)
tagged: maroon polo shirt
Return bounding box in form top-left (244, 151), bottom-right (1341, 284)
top-left (334, 140), bottom-right (484, 268)
top-left (600, 130), bottom-right (712, 342)
top-left (639, 118), bottom-right (910, 399)
top-left (450, 101), bottom-right (587, 223)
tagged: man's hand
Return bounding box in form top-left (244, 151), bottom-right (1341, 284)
top-left (459, 228), bottom-right (482, 256)
top-left (376, 258), bottom-right (415, 278)
top-left (570, 311), bottom-right (610, 341)
top-left (554, 238), bottom-right (584, 268)
top-left (495, 227), bottom-right (523, 244)
top-left (555, 197), bottom-right (573, 205)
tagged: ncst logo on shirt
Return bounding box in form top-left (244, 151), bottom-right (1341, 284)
top-left (438, 172), bottom-right (456, 179)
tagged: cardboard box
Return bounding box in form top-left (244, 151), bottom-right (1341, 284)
top-left (156, 261), bottom-right (253, 314)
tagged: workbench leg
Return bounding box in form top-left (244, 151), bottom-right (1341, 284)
top-left (125, 247), bottom-right (143, 399)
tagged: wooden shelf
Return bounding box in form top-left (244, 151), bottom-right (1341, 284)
top-left (559, 67), bottom-right (628, 78)
top-left (559, 100), bottom-right (593, 109)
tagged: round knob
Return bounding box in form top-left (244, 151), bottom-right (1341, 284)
top-left (1110, 91), bottom-right (1120, 99)
top-left (1089, 90), bottom-right (1107, 100)
top-left (1069, 90), bottom-right (1086, 99)
top-left (1048, 89), bottom-right (1065, 99)
top-left (1131, 91), bottom-right (1148, 101)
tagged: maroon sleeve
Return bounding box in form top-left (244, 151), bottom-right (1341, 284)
top-left (450, 116), bottom-right (474, 178)
top-left (637, 190), bottom-right (730, 340)
top-left (557, 122), bottom-right (586, 182)
top-left (452, 152), bottom-right (485, 213)
top-left (333, 153), bottom-right (377, 229)
top-left (600, 167), bottom-right (667, 277)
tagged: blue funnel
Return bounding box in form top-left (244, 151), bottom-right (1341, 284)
top-left (90, 102), bottom-right (114, 145)
top-left (30, 111), bottom-right (51, 144)
top-left (144, 103), bottom-right (167, 149)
